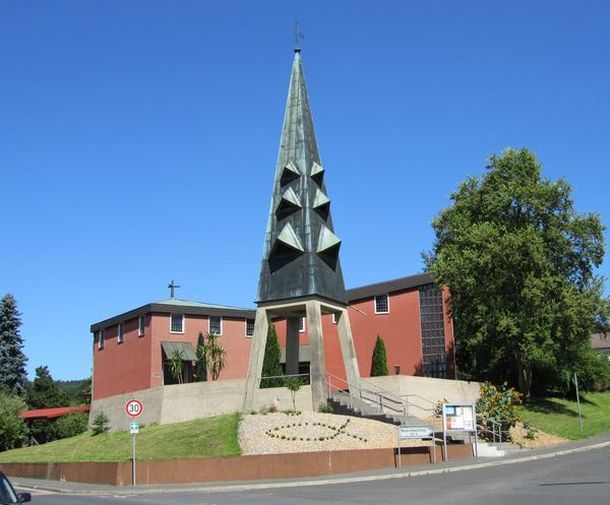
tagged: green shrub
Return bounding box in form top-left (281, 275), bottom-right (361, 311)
top-left (91, 411), bottom-right (110, 435)
top-left (476, 382), bottom-right (522, 440)
top-left (55, 412), bottom-right (88, 439)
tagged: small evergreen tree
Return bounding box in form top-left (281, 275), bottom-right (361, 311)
top-left (0, 294), bottom-right (28, 396)
top-left (26, 366), bottom-right (70, 444)
top-left (370, 335), bottom-right (389, 376)
top-left (26, 366), bottom-right (69, 409)
top-left (91, 411), bottom-right (110, 435)
top-left (261, 325), bottom-right (284, 388)
top-left (195, 332), bottom-right (207, 382)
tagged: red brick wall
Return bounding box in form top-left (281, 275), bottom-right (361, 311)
top-left (93, 312), bottom-right (253, 400)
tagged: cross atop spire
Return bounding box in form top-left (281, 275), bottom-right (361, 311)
top-left (292, 21), bottom-right (304, 53)
top-left (167, 280), bottom-right (181, 299)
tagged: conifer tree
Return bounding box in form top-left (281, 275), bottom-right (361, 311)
top-left (26, 366), bottom-right (69, 409)
top-left (0, 294), bottom-right (28, 396)
top-left (261, 325), bottom-right (284, 387)
top-left (370, 335), bottom-right (389, 376)
top-left (195, 332), bottom-right (207, 381)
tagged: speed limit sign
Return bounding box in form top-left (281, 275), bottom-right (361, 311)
top-left (125, 399), bottom-right (143, 418)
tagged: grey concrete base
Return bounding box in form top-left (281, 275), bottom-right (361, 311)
top-left (243, 296), bottom-right (362, 412)
top-left (90, 380), bottom-right (313, 432)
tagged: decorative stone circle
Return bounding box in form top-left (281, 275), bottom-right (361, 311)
top-left (264, 417), bottom-right (368, 443)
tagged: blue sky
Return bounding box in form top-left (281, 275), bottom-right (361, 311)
top-left (2, 1), bottom-right (609, 381)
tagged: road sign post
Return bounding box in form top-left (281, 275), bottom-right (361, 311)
top-left (125, 399), bottom-right (143, 487)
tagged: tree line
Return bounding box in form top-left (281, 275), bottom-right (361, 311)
top-left (0, 293), bottom-right (90, 451)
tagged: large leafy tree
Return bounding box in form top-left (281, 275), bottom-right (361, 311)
top-left (425, 148), bottom-right (607, 398)
top-left (0, 294), bottom-right (28, 396)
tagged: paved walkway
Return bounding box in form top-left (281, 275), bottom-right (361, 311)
top-left (11, 430), bottom-right (610, 496)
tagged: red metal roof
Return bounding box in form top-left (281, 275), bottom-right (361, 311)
top-left (20, 405), bottom-right (90, 420)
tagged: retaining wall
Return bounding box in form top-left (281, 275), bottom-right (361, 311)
top-left (1, 444), bottom-right (474, 486)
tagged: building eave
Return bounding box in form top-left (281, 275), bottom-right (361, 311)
top-left (346, 272), bottom-right (434, 302)
top-left (90, 303), bottom-right (256, 333)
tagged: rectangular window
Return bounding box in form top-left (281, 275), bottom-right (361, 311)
top-left (375, 294), bottom-right (390, 314)
top-left (419, 284), bottom-right (448, 378)
top-left (138, 315), bottom-right (146, 336)
top-left (118, 322), bottom-right (124, 343)
top-left (170, 313), bottom-right (184, 333)
top-left (245, 318), bottom-right (255, 337)
top-left (299, 316), bottom-right (305, 332)
top-left (98, 329), bottom-right (105, 350)
top-left (209, 315), bottom-right (222, 335)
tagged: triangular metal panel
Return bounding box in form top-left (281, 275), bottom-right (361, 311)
top-left (277, 223), bottom-right (304, 252)
top-left (310, 161), bottom-right (325, 186)
top-left (317, 225), bottom-right (341, 253)
top-left (280, 160), bottom-right (301, 186)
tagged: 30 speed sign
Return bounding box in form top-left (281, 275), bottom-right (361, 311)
top-left (125, 399), bottom-right (143, 418)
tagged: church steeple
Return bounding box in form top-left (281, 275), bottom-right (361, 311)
top-left (244, 48), bottom-right (360, 413)
top-left (257, 50), bottom-right (347, 305)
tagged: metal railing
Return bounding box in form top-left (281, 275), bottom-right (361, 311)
top-left (324, 373), bottom-right (438, 425)
top-left (476, 418), bottom-right (511, 445)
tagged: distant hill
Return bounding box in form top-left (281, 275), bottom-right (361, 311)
top-left (56, 378), bottom-right (91, 405)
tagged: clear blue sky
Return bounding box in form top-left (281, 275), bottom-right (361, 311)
top-left (2, 1), bottom-right (609, 381)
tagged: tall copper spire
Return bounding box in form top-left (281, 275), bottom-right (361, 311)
top-left (244, 49), bottom-right (360, 413)
top-left (257, 50), bottom-right (346, 304)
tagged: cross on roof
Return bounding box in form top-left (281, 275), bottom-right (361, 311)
top-left (167, 280), bottom-right (181, 299)
top-left (292, 21), bottom-right (304, 49)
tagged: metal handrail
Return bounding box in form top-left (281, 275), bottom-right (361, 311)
top-left (326, 373), bottom-right (410, 422)
top-left (358, 377), bottom-right (437, 421)
top-left (477, 417), bottom-right (511, 444)
top-left (324, 373), bottom-right (444, 427)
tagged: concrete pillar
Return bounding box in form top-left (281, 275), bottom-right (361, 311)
top-left (306, 300), bottom-right (326, 409)
top-left (285, 317), bottom-right (300, 376)
top-left (336, 308), bottom-right (361, 392)
top-left (243, 308), bottom-right (270, 412)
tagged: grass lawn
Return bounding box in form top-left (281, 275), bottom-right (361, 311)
top-left (522, 391), bottom-right (610, 440)
top-left (0, 413), bottom-right (240, 463)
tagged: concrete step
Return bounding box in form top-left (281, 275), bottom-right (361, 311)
top-left (475, 440), bottom-right (525, 457)
top-left (328, 392), bottom-right (424, 426)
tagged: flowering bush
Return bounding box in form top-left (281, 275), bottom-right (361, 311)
top-left (476, 382), bottom-right (522, 441)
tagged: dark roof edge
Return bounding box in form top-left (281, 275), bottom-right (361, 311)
top-left (347, 272), bottom-right (434, 302)
top-left (90, 304), bottom-right (257, 333)
top-left (90, 272), bottom-right (437, 333)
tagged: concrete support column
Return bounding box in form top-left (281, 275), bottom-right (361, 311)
top-left (336, 309), bottom-right (361, 392)
top-left (306, 300), bottom-right (326, 409)
top-left (285, 317), bottom-right (300, 376)
top-left (243, 308), bottom-right (270, 412)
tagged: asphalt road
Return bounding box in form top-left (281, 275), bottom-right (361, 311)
top-left (20, 447), bottom-right (610, 505)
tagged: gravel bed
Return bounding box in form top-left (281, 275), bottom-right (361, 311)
top-left (239, 412), bottom-right (431, 455)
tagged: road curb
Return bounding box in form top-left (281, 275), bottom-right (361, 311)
top-left (14, 439), bottom-right (610, 496)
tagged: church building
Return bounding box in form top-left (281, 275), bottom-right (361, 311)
top-left (90, 47), bottom-right (455, 403)
top-left (91, 272), bottom-right (454, 401)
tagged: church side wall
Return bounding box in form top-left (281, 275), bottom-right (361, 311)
top-left (92, 315), bottom-right (153, 401)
